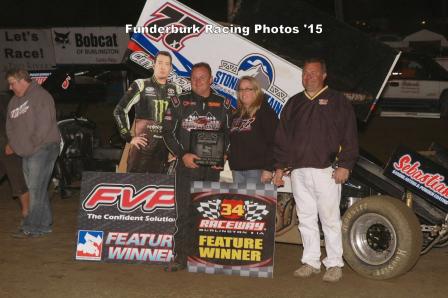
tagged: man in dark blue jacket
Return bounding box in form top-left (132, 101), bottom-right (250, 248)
top-left (162, 62), bottom-right (231, 271)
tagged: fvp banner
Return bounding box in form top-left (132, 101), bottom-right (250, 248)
top-left (189, 181), bottom-right (276, 278)
top-left (75, 172), bottom-right (176, 264)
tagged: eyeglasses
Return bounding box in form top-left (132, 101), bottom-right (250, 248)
top-left (238, 88), bottom-right (255, 92)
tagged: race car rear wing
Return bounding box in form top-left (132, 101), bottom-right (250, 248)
top-left (125, 0), bottom-right (400, 121)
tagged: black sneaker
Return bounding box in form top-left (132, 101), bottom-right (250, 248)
top-left (11, 231), bottom-right (45, 239)
top-left (60, 189), bottom-right (72, 199)
top-left (11, 231), bottom-right (34, 239)
top-left (164, 262), bottom-right (186, 272)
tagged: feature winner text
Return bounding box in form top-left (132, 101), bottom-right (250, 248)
top-left (105, 232), bottom-right (173, 262)
top-left (199, 235), bottom-right (263, 262)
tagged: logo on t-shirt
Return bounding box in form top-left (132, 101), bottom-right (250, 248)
top-left (230, 117), bottom-right (255, 132)
top-left (10, 100), bottom-right (30, 119)
top-left (182, 111), bottom-right (221, 131)
top-left (319, 99), bottom-right (328, 105)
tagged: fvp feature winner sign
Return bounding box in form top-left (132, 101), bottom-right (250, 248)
top-left (75, 172), bottom-right (176, 264)
top-left (189, 181), bottom-right (276, 278)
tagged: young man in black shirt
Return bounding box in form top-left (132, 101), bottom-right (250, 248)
top-left (114, 51), bottom-right (180, 173)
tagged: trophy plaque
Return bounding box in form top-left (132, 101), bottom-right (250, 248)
top-left (190, 130), bottom-right (225, 166)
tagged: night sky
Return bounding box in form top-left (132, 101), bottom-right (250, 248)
top-left (0, 0), bottom-right (446, 36)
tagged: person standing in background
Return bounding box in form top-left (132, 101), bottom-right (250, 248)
top-left (6, 68), bottom-right (61, 238)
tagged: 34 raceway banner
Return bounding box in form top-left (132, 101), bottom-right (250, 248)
top-left (189, 182), bottom-right (276, 278)
top-left (75, 172), bottom-right (176, 264)
top-left (384, 146), bottom-right (448, 213)
top-left (126, 0), bottom-right (302, 114)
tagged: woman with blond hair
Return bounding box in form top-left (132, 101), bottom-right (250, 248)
top-left (229, 76), bottom-right (278, 183)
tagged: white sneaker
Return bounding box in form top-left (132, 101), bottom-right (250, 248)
top-left (323, 267), bottom-right (342, 282)
top-left (293, 264), bottom-right (321, 278)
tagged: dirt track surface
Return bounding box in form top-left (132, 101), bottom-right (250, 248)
top-left (1, 115), bottom-right (447, 298)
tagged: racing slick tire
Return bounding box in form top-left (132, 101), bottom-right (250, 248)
top-left (341, 196), bottom-right (422, 280)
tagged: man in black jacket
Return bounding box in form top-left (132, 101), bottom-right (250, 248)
top-left (162, 62), bottom-right (231, 271)
top-left (273, 58), bottom-right (358, 282)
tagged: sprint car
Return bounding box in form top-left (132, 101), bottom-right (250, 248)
top-left (275, 143), bottom-right (448, 280)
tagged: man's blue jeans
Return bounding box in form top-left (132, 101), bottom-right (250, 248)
top-left (21, 143), bottom-right (59, 235)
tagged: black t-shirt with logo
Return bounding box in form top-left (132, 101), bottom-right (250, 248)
top-left (229, 100), bottom-right (278, 171)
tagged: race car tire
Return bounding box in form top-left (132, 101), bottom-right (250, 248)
top-left (342, 195), bottom-right (422, 280)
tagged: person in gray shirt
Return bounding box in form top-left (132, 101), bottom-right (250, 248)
top-left (6, 68), bottom-right (61, 238)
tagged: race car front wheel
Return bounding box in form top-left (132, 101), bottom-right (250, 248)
top-left (342, 196), bottom-right (422, 280)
